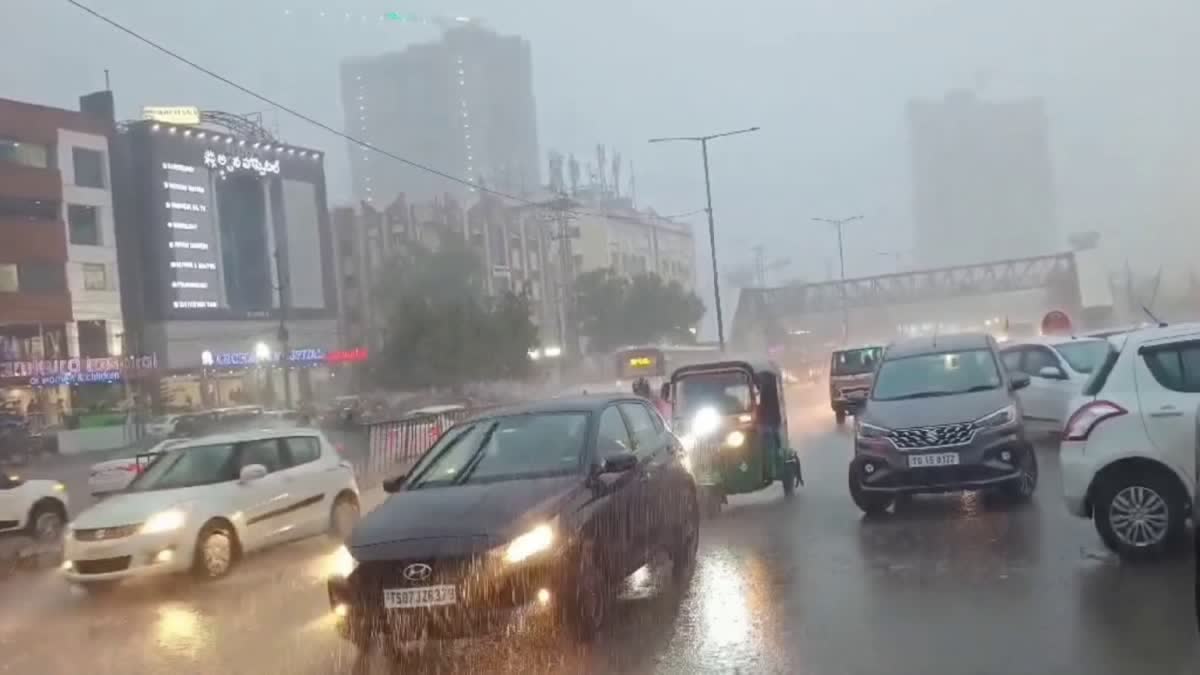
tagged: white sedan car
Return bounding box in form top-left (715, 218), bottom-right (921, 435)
top-left (1000, 335), bottom-right (1112, 433)
top-left (0, 474), bottom-right (69, 543)
top-left (64, 428), bottom-right (360, 589)
top-left (88, 439), bottom-right (187, 498)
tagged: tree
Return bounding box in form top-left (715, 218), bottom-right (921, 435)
top-left (372, 236), bottom-right (538, 389)
top-left (573, 269), bottom-right (705, 354)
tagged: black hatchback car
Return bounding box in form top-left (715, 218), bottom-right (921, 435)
top-left (327, 395), bottom-right (699, 657)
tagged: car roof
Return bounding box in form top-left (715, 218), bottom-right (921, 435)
top-left (1120, 321), bottom-right (1200, 345)
top-left (884, 333), bottom-right (993, 359)
top-left (1004, 334), bottom-right (1109, 348)
top-left (169, 427), bottom-right (322, 449)
top-left (462, 394), bottom-right (641, 423)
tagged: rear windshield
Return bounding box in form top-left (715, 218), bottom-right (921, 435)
top-left (831, 347), bottom-right (883, 376)
top-left (1055, 340), bottom-right (1110, 374)
top-left (1081, 339), bottom-right (1122, 396)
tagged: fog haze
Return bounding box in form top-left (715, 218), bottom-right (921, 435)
top-left (6, 0), bottom-right (1198, 329)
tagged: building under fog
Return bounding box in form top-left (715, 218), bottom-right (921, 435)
top-left (908, 89), bottom-right (1058, 269)
top-left (340, 24), bottom-right (541, 205)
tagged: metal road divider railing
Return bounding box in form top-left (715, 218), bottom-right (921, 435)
top-left (364, 408), bottom-right (479, 483)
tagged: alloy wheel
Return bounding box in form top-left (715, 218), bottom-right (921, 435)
top-left (33, 512), bottom-right (64, 543)
top-left (1108, 485), bottom-right (1169, 548)
top-left (202, 532), bottom-right (233, 576)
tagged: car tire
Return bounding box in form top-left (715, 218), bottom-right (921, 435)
top-left (671, 491), bottom-right (700, 583)
top-left (699, 488), bottom-right (723, 519)
top-left (26, 499), bottom-right (66, 544)
top-left (329, 493), bottom-right (360, 542)
top-left (192, 521), bottom-right (238, 580)
top-left (562, 540), bottom-right (610, 643)
top-left (835, 410), bottom-right (846, 426)
top-left (848, 469), bottom-right (893, 515)
top-left (999, 446), bottom-right (1039, 503)
top-left (782, 461), bottom-right (797, 498)
top-left (1092, 470), bottom-right (1185, 562)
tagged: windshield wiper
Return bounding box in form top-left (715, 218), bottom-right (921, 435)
top-left (881, 391), bottom-right (955, 400)
top-left (961, 384), bottom-right (999, 393)
top-left (452, 422), bottom-right (501, 486)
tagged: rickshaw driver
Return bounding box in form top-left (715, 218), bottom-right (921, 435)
top-left (675, 375), bottom-right (749, 419)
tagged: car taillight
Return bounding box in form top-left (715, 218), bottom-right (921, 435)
top-left (1063, 400), bottom-right (1127, 441)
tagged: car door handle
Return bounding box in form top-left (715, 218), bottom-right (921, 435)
top-left (1150, 410), bottom-right (1184, 418)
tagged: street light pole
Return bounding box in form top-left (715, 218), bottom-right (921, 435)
top-left (649, 126), bottom-right (760, 353)
top-left (812, 215), bottom-right (863, 343)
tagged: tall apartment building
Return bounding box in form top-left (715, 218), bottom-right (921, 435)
top-left (340, 24), bottom-right (540, 205)
top-left (0, 92), bottom-right (125, 415)
top-left (908, 89), bottom-right (1058, 268)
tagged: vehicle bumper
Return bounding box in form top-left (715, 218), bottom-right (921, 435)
top-left (62, 530), bottom-right (195, 583)
top-left (852, 431), bottom-right (1031, 495)
top-left (328, 558), bottom-right (562, 643)
top-left (1058, 440), bottom-right (1092, 517)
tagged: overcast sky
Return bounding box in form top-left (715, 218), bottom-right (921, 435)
top-left (6, 0), bottom-right (1199, 333)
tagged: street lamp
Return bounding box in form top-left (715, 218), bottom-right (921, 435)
top-left (649, 126), bottom-right (761, 352)
top-left (253, 341), bottom-right (272, 362)
top-left (812, 215), bottom-right (863, 342)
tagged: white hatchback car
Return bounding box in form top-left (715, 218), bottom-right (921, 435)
top-left (1060, 323), bottom-right (1199, 561)
top-left (1000, 335), bottom-right (1112, 433)
top-left (63, 428), bottom-right (359, 589)
top-left (0, 474), bottom-right (69, 543)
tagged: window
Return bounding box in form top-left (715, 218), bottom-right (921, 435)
top-left (1001, 349), bottom-right (1023, 372)
top-left (1055, 340), bottom-right (1110, 374)
top-left (872, 349), bottom-right (1002, 401)
top-left (18, 263), bottom-right (66, 293)
top-left (283, 436), bottom-right (321, 465)
top-left (67, 204), bottom-right (101, 245)
top-left (1022, 347), bottom-right (1062, 378)
top-left (239, 439), bottom-right (285, 473)
top-left (596, 406), bottom-right (633, 460)
top-left (0, 138), bottom-right (50, 169)
top-left (1141, 342), bottom-right (1200, 393)
top-left (82, 263), bottom-right (107, 290)
top-left (0, 264), bottom-right (17, 292)
top-left (72, 147), bottom-right (106, 188)
top-left (619, 403), bottom-right (659, 453)
top-left (0, 196), bottom-right (59, 221)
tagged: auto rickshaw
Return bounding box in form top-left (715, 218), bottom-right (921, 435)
top-left (665, 359), bottom-right (803, 516)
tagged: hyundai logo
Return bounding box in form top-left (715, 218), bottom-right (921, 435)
top-left (402, 563), bottom-right (432, 582)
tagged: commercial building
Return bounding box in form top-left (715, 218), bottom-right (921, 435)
top-left (908, 89), bottom-right (1058, 268)
top-left (340, 24), bottom-right (540, 205)
top-left (0, 93), bottom-right (128, 421)
top-left (109, 110), bottom-right (342, 408)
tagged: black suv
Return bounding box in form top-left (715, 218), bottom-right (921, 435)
top-left (327, 395), bottom-right (699, 661)
top-left (848, 333), bottom-right (1038, 514)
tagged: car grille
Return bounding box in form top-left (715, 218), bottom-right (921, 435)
top-left (74, 556), bottom-right (132, 574)
top-left (888, 423), bottom-right (976, 450)
top-left (74, 524), bottom-right (140, 542)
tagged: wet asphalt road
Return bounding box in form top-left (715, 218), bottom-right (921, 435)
top-left (0, 394), bottom-right (1196, 675)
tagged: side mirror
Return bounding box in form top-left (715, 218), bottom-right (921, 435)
top-left (598, 451), bottom-right (639, 474)
top-left (1011, 373), bottom-right (1032, 391)
top-left (239, 464), bottom-right (267, 483)
top-left (382, 474), bottom-right (407, 493)
top-left (1038, 366), bottom-right (1067, 380)
top-left (660, 383), bottom-right (671, 401)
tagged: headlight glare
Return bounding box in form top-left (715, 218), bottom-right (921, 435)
top-left (691, 407), bottom-right (721, 438)
top-left (725, 430), bottom-right (746, 447)
top-left (141, 508), bottom-right (186, 534)
top-left (504, 523), bottom-right (555, 564)
top-left (329, 545), bottom-right (358, 578)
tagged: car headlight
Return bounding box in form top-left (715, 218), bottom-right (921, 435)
top-left (976, 404), bottom-right (1017, 429)
top-left (690, 407), bottom-right (721, 438)
top-left (329, 545), bottom-right (359, 578)
top-left (503, 523), bottom-right (555, 564)
top-left (725, 430), bottom-right (746, 448)
top-left (856, 422), bottom-right (890, 439)
top-left (141, 508), bottom-right (187, 534)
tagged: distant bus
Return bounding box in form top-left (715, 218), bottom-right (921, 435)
top-left (613, 344), bottom-right (722, 387)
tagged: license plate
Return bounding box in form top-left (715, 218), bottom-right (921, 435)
top-left (908, 452), bottom-right (960, 468)
top-left (845, 390), bottom-right (866, 400)
top-left (383, 585), bottom-right (457, 609)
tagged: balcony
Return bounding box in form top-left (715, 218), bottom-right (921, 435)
top-left (0, 291), bottom-right (72, 323)
top-left (0, 163), bottom-right (62, 202)
top-left (0, 217), bottom-right (68, 263)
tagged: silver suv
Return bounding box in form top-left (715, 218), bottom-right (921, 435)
top-left (848, 333), bottom-right (1039, 514)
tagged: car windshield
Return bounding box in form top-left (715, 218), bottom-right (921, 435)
top-left (872, 349), bottom-right (1002, 401)
top-left (831, 347), bottom-right (883, 376)
top-left (675, 371), bottom-right (754, 416)
top-left (1054, 340), bottom-right (1110, 374)
top-left (127, 443), bottom-right (236, 492)
top-left (406, 412), bottom-right (589, 488)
